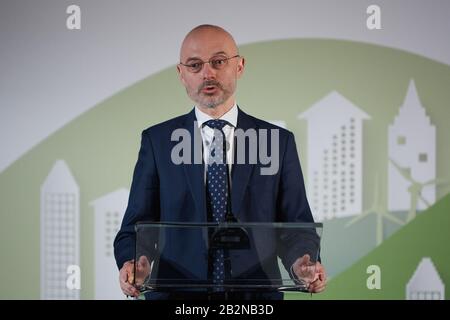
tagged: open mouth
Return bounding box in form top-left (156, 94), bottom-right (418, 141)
top-left (202, 85), bottom-right (218, 94)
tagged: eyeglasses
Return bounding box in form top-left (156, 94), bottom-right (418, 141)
top-left (179, 55), bottom-right (240, 73)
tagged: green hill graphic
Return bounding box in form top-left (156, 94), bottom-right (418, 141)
top-left (1, 39), bottom-right (449, 299)
top-left (286, 192), bottom-right (450, 300)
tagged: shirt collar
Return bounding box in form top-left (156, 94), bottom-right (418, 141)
top-left (195, 103), bottom-right (238, 129)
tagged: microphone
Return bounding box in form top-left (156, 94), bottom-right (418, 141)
top-left (210, 131), bottom-right (249, 250)
top-left (225, 150), bottom-right (237, 223)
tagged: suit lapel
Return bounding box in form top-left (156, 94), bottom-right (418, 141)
top-left (231, 107), bottom-right (256, 219)
top-left (181, 109), bottom-right (207, 221)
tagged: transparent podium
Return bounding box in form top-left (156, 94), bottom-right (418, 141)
top-left (133, 222), bottom-right (322, 295)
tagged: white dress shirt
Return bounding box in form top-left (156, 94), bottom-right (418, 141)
top-left (194, 104), bottom-right (238, 182)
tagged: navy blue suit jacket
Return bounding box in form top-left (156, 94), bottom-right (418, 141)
top-left (114, 107), bottom-right (318, 299)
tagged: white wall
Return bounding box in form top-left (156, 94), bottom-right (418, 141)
top-left (1, 0), bottom-right (450, 173)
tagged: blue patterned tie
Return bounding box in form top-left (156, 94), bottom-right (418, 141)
top-left (204, 119), bottom-right (230, 290)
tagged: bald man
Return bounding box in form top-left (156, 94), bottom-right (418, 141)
top-left (177, 25), bottom-right (243, 116)
top-left (114, 25), bottom-right (326, 300)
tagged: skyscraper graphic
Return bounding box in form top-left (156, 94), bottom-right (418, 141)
top-left (40, 160), bottom-right (80, 299)
top-left (299, 91), bottom-right (370, 221)
top-left (90, 188), bottom-right (129, 300)
top-left (388, 80), bottom-right (436, 212)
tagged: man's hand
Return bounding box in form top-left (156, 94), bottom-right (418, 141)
top-left (119, 256), bottom-right (152, 298)
top-left (292, 254), bottom-right (327, 293)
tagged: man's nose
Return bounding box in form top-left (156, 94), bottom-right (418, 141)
top-left (201, 61), bottom-right (216, 79)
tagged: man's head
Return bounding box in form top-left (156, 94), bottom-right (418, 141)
top-left (177, 25), bottom-right (245, 111)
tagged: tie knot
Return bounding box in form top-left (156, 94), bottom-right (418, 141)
top-left (204, 119), bottom-right (230, 130)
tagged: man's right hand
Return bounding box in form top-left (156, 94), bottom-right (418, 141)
top-left (119, 256), bottom-right (151, 298)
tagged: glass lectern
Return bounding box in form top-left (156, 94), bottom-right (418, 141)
top-left (133, 222), bottom-right (322, 295)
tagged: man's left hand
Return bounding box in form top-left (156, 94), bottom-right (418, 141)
top-left (292, 254), bottom-right (327, 293)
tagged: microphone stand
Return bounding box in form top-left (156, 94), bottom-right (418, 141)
top-left (210, 133), bottom-right (249, 250)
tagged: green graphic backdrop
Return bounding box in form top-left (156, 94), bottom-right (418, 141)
top-left (1, 39), bottom-right (449, 299)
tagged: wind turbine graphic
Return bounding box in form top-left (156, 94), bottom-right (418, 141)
top-left (389, 158), bottom-right (446, 222)
top-left (346, 174), bottom-right (404, 246)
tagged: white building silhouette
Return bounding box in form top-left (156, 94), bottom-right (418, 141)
top-left (90, 188), bottom-right (129, 300)
top-left (40, 160), bottom-right (80, 299)
top-left (299, 91), bottom-right (370, 221)
top-left (388, 80), bottom-right (436, 211)
top-left (406, 257), bottom-right (444, 300)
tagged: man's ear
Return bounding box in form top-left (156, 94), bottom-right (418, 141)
top-left (176, 64), bottom-right (186, 86)
top-left (237, 56), bottom-right (245, 79)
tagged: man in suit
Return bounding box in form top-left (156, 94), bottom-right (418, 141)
top-left (114, 24), bottom-right (327, 299)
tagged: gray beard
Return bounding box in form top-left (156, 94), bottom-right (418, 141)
top-left (189, 91), bottom-right (228, 109)
top-left (205, 101), bottom-right (221, 108)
